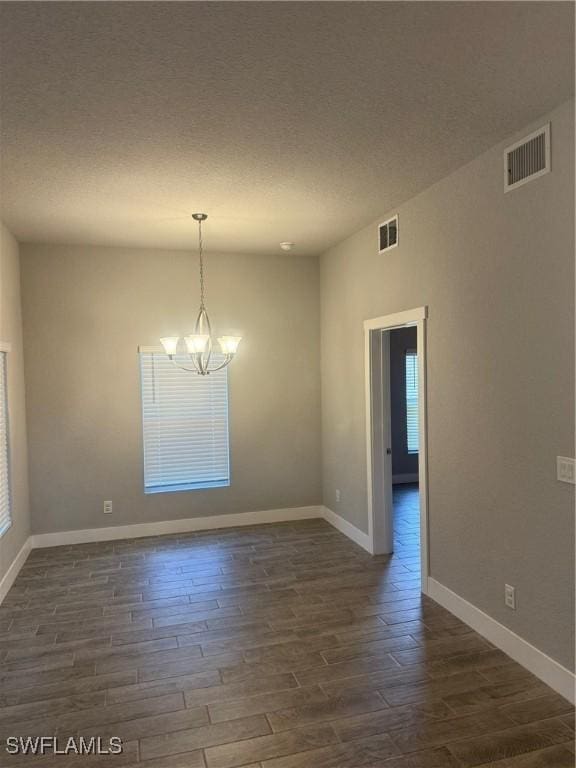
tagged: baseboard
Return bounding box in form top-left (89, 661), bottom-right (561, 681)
top-left (427, 578), bottom-right (575, 704)
top-left (0, 537), bottom-right (32, 605)
top-left (392, 473), bottom-right (419, 484)
top-left (29, 503), bottom-right (371, 553)
top-left (31, 505), bottom-right (323, 548)
top-left (321, 505), bottom-right (372, 553)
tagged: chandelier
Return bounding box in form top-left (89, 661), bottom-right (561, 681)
top-left (160, 213), bottom-right (242, 374)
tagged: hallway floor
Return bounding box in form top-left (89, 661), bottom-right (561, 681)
top-left (393, 483), bottom-right (420, 569)
top-left (0, 519), bottom-right (573, 767)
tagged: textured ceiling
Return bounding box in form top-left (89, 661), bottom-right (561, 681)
top-left (0, 2), bottom-right (573, 255)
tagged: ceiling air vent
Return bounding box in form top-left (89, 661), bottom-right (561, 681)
top-left (378, 215), bottom-right (398, 254)
top-left (504, 123), bottom-right (550, 193)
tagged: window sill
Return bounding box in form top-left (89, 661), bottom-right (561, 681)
top-left (145, 480), bottom-right (230, 495)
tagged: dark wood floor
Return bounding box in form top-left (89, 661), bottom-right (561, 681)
top-left (0, 486), bottom-right (573, 767)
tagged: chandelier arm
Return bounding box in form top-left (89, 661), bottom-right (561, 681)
top-left (204, 355), bottom-right (233, 373)
top-left (167, 355), bottom-right (231, 375)
top-left (188, 351), bottom-right (204, 374)
top-left (192, 353), bottom-right (205, 375)
top-left (168, 356), bottom-right (204, 374)
top-left (169, 363), bottom-right (201, 373)
top-left (199, 310), bottom-right (212, 373)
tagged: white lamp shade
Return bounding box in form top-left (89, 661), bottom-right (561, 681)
top-left (218, 336), bottom-right (242, 355)
top-left (160, 336), bottom-right (180, 355)
top-left (184, 334), bottom-right (210, 354)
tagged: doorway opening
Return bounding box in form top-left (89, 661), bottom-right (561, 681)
top-left (364, 307), bottom-right (429, 593)
top-left (390, 327), bottom-right (420, 573)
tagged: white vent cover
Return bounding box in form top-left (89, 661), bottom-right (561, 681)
top-left (504, 123), bottom-right (550, 192)
top-left (378, 215), bottom-right (398, 253)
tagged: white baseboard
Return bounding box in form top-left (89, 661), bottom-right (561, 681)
top-left (427, 578), bottom-right (575, 704)
top-left (0, 537), bottom-right (32, 605)
top-left (392, 473), bottom-right (419, 484)
top-left (31, 505), bottom-right (323, 548)
top-left (321, 505), bottom-right (372, 553)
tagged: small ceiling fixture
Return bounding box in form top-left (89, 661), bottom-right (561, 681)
top-left (279, 241), bottom-right (294, 251)
top-left (160, 214), bottom-right (241, 375)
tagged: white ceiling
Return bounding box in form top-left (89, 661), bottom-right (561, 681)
top-left (0, 2), bottom-right (573, 256)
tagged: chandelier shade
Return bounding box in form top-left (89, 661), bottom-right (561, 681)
top-left (160, 214), bottom-right (242, 375)
top-left (184, 334), bottom-right (209, 354)
top-left (159, 336), bottom-right (180, 356)
top-left (218, 336), bottom-right (242, 355)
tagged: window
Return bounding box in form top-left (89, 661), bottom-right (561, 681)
top-left (139, 350), bottom-right (230, 494)
top-left (0, 349), bottom-right (11, 537)
top-left (405, 350), bottom-right (419, 454)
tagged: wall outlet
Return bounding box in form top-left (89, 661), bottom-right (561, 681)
top-left (103, 500), bottom-right (113, 515)
top-left (335, 489), bottom-right (341, 503)
top-left (504, 584), bottom-right (516, 610)
top-left (557, 456), bottom-right (575, 484)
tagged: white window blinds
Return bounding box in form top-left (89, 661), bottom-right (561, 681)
top-left (405, 350), bottom-right (419, 455)
top-left (0, 351), bottom-right (12, 537)
top-left (140, 351), bottom-right (230, 494)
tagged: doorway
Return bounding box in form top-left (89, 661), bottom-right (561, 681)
top-left (390, 327), bottom-right (420, 574)
top-left (364, 307), bottom-right (429, 593)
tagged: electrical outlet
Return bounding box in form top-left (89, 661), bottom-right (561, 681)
top-left (557, 456), bottom-right (575, 484)
top-left (504, 584), bottom-right (516, 610)
top-left (335, 489), bottom-right (341, 503)
top-left (103, 500), bottom-right (113, 515)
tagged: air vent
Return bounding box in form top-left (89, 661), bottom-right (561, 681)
top-left (504, 123), bottom-right (550, 192)
top-left (378, 215), bottom-right (398, 253)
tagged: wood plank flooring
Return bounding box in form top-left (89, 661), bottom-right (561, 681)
top-left (0, 486), bottom-right (573, 767)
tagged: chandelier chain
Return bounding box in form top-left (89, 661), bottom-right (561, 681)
top-left (198, 218), bottom-right (205, 309)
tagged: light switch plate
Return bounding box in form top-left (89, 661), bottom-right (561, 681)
top-left (505, 584), bottom-right (516, 610)
top-left (557, 457), bottom-right (575, 484)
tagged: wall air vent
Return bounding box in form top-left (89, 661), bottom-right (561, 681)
top-left (378, 215), bottom-right (398, 254)
top-left (504, 123), bottom-right (550, 193)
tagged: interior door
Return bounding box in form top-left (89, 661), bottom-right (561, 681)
top-left (370, 329), bottom-right (394, 554)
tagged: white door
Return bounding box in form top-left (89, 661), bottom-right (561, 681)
top-left (369, 329), bottom-right (394, 554)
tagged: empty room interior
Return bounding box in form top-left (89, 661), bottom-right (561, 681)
top-left (0, 2), bottom-right (575, 766)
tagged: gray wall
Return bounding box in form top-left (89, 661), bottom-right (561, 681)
top-left (0, 223), bottom-right (30, 582)
top-left (389, 326), bottom-right (419, 479)
top-left (21, 246), bottom-right (321, 534)
top-left (320, 100), bottom-right (575, 670)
